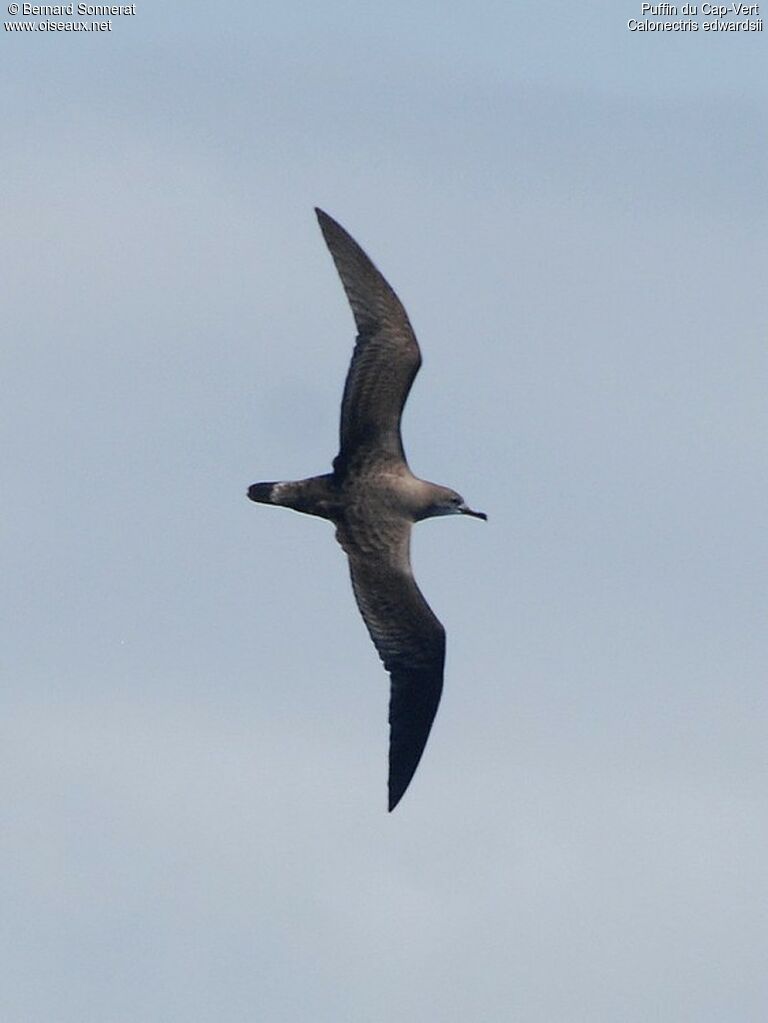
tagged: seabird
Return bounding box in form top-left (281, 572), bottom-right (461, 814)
top-left (248, 209), bottom-right (486, 811)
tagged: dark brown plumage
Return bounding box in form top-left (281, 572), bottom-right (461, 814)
top-left (248, 209), bottom-right (485, 811)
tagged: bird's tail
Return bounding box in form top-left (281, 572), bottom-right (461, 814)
top-left (247, 474), bottom-right (339, 520)
top-left (247, 482), bottom-right (279, 504)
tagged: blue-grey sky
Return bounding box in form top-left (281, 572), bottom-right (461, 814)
top-left (2, 4), bottom-right (766, 1021)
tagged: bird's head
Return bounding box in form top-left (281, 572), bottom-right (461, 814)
top-left (418, 485), bottom-right (487, 522)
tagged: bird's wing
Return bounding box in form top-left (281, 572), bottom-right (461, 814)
top-left (315, 208), bottom-right (421, 475)
top-left (336, 517), bottom-right (445, 811)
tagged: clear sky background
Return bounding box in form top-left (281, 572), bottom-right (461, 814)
top-left (2, 3), bottom-right (766, 1020)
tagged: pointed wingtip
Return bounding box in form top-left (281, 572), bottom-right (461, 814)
top-left (388, 742), bottom-right (414, 812)
top-left (314, 207), bottom-right (340, 247)
top-left (315, 207), bottom-right (346, 246)
top-left (315, 206), bottom-right (333, 229)
top-left (387, 769), bottom-right (414, 813)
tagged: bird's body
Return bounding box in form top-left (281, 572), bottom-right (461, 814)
top-left (248, 209), bottom-right (485, 810)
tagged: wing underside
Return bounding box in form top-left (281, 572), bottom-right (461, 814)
top-left (315, 209), bottom-right (422, 473)
top-left (338, 521), bottom-right (445, 811)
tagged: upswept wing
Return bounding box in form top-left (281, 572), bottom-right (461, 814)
top-left (315, 208), bottom-right (421, 473)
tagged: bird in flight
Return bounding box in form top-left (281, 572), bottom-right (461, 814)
top-left (248, 209), bottom-right (486, 811)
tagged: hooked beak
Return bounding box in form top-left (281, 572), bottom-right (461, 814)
top-left (459, 504), bottom-right (487, 521)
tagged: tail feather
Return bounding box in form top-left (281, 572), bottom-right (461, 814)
top-left (247, 482), bottom-right (278, 504)
top-left (247, 474), bottom-right (338, 519)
